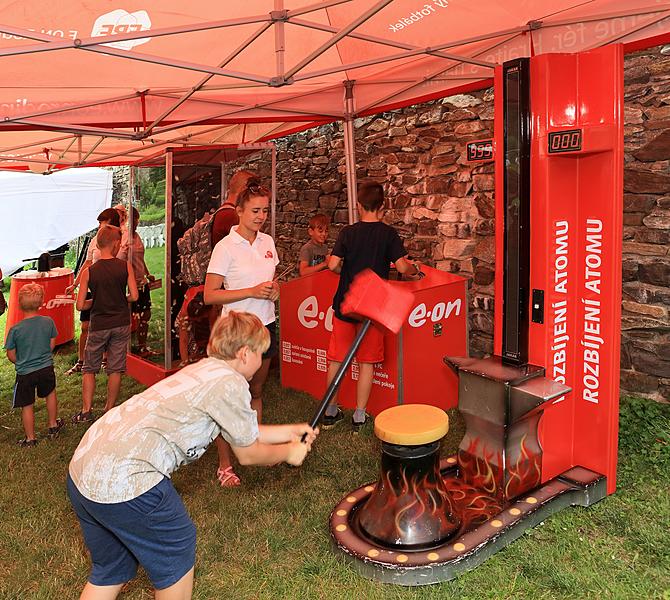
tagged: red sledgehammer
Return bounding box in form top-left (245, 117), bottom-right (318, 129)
top-left (303, 269), bottom-right (416, 439)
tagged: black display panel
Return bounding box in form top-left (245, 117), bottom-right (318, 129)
top-left (466, 139), bottom-right (494, 161)
top-left (548, 129), bottom-right (582, 153)
top-left (502, 58), bottom-right (531, 366)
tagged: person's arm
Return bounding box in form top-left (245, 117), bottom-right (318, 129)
top-left (257, 423), bottom-right (317, 445)
top-left (66, 259), bottom-right (92, 295)
top-left (328, 255), bottom-right (342, 274)
top-left (126, 263), bottom-right (139, 302)
top-left (231, 436), bottom-right (313, 467)
top-left (143, 257), bottom-right (154, 281)
top-left (203, 272), bottom-right (274, 306)
top-left (50, 337), bottom-right (56, 351)
top-left (6, 348), bottom-right (16, 363)
top-left (299, 257), bottom-right (330, 277)
top-left (395, 256), bottom-right (421, 277)
top-left (76, 268), bottom-right (92, 311)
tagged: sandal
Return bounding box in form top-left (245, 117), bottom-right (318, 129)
top-left (65, 360), bottom-right (84, 375)
top-left (71, 411), bottom-right (94, 424)
top-left (48, 418), bottom-right (64, 439)
top-left (216, 466), bottom-right (241, 488)
top-left (17, 437), bottom-right (38, 447)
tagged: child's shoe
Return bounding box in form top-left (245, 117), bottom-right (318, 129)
top-left (48, 418), bottom-right (64, 439)
top-left (65, 360), bottom-right (83, 375)
top-left (352, 410), bottom-right (370, 433)
top-left (322, 408), bottom-right (344, 429)
top-left (217, 466), bottom-right (241, 488)
top-left (17, 437), bottom-right (38, 447)
top-left (71, 411), bottom-right (94, 424)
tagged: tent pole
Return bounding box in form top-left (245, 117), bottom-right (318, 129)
top-left (221, 161), bottom-right (227, 206)
top-left (343, 80), bottom-right (357, 225)
top-left (271, 144), bottom-right (277, 239)
top-left (164, 151), bottom-right (173, 370)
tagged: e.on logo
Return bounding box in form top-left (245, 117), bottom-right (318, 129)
top-left (44, 296), bottom-right (75, 310)
top-left (408, 299), bottom-right (461, 328)
top-left (298, 296), bottom-right (334, 332)
top-left (91, 9), bottom-right (152, 50)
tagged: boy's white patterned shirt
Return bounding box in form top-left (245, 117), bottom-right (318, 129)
top-left (69, 358), bottom-right (258, 503)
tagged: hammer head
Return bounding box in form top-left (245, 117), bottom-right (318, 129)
top-left (340, 269), bottom-right (414, 334)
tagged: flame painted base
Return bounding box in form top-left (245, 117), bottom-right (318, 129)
top-left (330, 459), bottom-right (606, 586)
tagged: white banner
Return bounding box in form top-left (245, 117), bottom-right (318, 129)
top-left (0, 168), bottom-right (112, 276)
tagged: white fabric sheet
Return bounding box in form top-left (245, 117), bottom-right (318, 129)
top-left (0, 168), bottom-right (112, 276)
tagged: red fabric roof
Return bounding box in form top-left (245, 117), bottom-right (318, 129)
top-left (0, 1), bottom-right (668, 170)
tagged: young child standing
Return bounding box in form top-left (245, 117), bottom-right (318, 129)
top-left (72, 225), bottom-right (138, 423)
top-left (323, 182), bottom-right (419, 432)
top-left (4, 283), bottom-right (63, 446)
top-left (67, 311), bottom-right (317, 599)
top-left (65, 208), bottom-right (122, 375)
top-left (298, 214), bottom-right (331, 277)
top-left (117, 206), bottom-right (156, 356)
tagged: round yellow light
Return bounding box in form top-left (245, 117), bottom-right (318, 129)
top-left (491, 519), bottom-right (503, 528)
top-left (335, 524), bottom-right (347, 532)
top-left (509, 508), bottom-right (521, 516)
top-left (346, 496), bottom-right (357, 503)
top-left (427, 552), bottom-right (440, 561)
top-left (447, 457), bottom-right (457, 464)
top-left (374, 405), bottom-right (449, 445)
top-left (367, 549), bottom-right (380, 558)
top-left (364, 485), bottom-right (375, 493)
top-left (525, 496), bottom-right (538, 504)
top-left (396, 554), bottom-right (409, 563)
top-left (336, 509), bottom-right (347, 517)
top-left (453, 543), bottom-right (466, 552)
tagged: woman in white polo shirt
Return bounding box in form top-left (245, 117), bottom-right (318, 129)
top-left (204, 178), bottom-right (280, 487)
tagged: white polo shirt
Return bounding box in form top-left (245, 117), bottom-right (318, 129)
top-left (207, 226), bottom-right (279, 325)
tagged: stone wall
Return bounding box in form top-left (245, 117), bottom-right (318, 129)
top-left (620, 47), bottom-right (670, 401)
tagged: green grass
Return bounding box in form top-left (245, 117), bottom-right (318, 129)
top-left (0, 275), bottom-right (669, 598)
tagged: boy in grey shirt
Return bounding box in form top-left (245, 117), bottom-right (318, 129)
top-left (298, 213), bottom-right (330, 277)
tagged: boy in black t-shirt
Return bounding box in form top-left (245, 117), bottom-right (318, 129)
top-left (323, 182), bottom-right (419, 431)
top-left (72, 226), bottom-right (139, 423)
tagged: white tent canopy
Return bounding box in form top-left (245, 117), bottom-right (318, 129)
top-left (0, 168), bottom-right (113, 275)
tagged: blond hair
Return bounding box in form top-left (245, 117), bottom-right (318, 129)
top-left (18, 283), bottom-right (44, 311)
top-left (96, 224), bottom-right (122, 249)
top-left (207, 311), bottom-right (270, 360)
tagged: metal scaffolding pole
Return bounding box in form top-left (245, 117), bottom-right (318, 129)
top-left (343, 80), bottom-right (358, 224)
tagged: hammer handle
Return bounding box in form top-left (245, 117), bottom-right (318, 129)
top-left (302, 319), bottom-right (372, 442)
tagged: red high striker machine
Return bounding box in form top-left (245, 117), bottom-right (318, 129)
top-left (330, 45), bottom-right (623, 585)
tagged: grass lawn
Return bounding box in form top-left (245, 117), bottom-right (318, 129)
top-left (0, 260), bottom-right (669, 598)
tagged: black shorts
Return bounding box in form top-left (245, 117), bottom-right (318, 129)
top-left (263, 322), bottom-right (278, 360)
top-left (13, 365), bottom-right (56, 408)
top-left (131, 284), bottom-right (152, 314)
top-left (80, 291), bottom-right (92, 323)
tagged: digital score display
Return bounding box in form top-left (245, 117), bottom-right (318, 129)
top-left (548, 129), bottom-right (582, 154)
top-left (466, 139), bottom-right (494, 162)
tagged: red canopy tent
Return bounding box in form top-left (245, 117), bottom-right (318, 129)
top-left (0, 0), bottom-right (668, 176)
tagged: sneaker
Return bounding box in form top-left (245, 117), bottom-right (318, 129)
top-left (65, 360), bottom-right (83, 375)
top-left (48, 418), bottom-right (64, 439)
top-left (321, 408), bottom-right (344, 430)
top-left (352, 413), bottom-right (370, 433)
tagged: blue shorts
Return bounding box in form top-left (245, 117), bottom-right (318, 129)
top-left (67, 474), bottom-right (196, 589)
